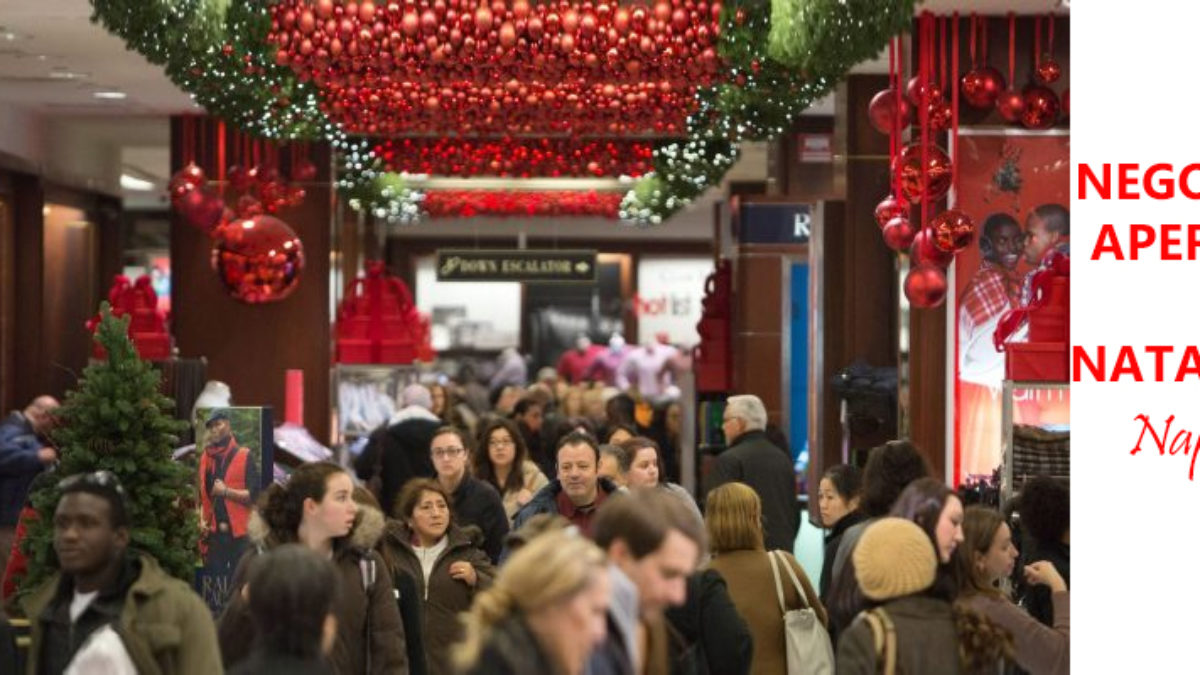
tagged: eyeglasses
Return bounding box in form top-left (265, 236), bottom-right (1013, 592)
top-left (488, 439), bottom-right (515, 448)
top-left (432, 447), bottom-right (465, 459)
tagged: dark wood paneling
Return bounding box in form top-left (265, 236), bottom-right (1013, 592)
top-left (0, 188), bottom-right (13, 413)
top-left (12, 173), bottom-right (45, 407)
top-left (170, 117), bottom-right (332, 443)
top-left (42, 204), bottom-right (98, 397)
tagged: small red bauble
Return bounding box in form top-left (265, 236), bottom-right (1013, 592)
top-left (1020, 85), bottom-right (1060, 130)
top-left (904, 265), bottom-right (948, 308)
top-left (960, 66), bottom-right (1005, 109)
top-left (292, 159), bottom-right (318, 182)
top-left (905, 76), bottom-right (942, 106)
top-left (996, 89), bottom-right (1025, 123)
top-left (867, 89), bottom-right (912, 134)
top-left (929, 210), bottom-right (976, 253)
top-left (882, 215), bottom-right (918, 252)
top-left (874, 194), bottom-right (906, 229)
top-left (172, 163), bottom-right (207, 190)
top-left (211, 215), bottom-right (305, 304)
top-left (1036, 58), bottom-right (1062, 84)
top-left (910, 228), bottom-right (954, 268)
top-left (926, 100), bottom-right (953, 132)
top-left (893, 143), bottom-right (953, 204)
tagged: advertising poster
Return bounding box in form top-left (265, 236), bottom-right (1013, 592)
top-left (193, 406), bottom-right (274, 615)
top-left (953, 132), bottom-right (1071, 483)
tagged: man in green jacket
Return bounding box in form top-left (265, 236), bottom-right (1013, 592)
top-left (20, 470), bottom-right (222, 675)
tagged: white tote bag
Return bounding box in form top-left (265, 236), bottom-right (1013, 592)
top-left (768, 549), bottom-right (835, 675)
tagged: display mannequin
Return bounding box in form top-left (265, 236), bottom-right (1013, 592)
top-left (556, 335), bottom-right (604, 384)
top-left (584, 334), bottom-right (631, 387)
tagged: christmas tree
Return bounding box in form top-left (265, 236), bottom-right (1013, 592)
top-left (18, 303), bottom-right (199, 594)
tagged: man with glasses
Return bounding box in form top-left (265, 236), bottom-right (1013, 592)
top-left (20, 471), bottom-right (221, 674)
top-left (703, 395), bottom-right (799, 552)
top-left (430, 426), bottom-right (509, 563)
top-left (0, 396), bottom-right (59, 574)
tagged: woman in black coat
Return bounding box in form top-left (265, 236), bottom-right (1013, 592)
top-left (816, 464), bottom-right (866, 604)
top-left (664, 568), bottom-right (754, 675)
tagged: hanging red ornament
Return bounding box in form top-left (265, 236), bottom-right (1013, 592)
top-left (882, 215), bottom-right (918, 252)
top-left (867, 89), bottom-right (912, 134)
top-left (929, 209), bottom-right (976, 253)
top-left (1020, 85), bottom-right (1060, 129)
top-left (237, 194), bottom-right (265, 218)
top-left (904, 265), bottom-right (948, 308)
top-left (1036, 59), bottom-right (1062, 84)
top-left (927, 100), bottom-right (953, 132)
top-left (960, 66), bottom-right (1005, 108)
top-left (176, 186), bottom-right (226, 235)
top-left (904, 75), bottom-right (942, 106)
top-left (995, 89), bottom-right (1025, 123)
top-left (910, 228), bottom-right (954, 268)
top-left (893, 143), bottom-right (952, 204)
top-left (170, 163), bottom-right (207, 193)
top-left (874, 194), bottom-right (907, 229)
top-left (211, 215), bottom-right (305, 304)
top-left (292, 159), bottom-right (318, 182)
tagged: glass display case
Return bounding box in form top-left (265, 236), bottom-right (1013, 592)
top-left (1000, 380), bottom-right (1070, 504)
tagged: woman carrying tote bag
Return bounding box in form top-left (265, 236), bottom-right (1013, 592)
top-left (769, 550), bottom-right (835, 674)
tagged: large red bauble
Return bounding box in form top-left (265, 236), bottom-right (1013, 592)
top-left (874, 194), bottom-right (906, 229)
top-left (882, 215), bottom-right (918, 252)
top-left (960, 66), bottom-right (1005, 108)
top-left (905, 76), bottom-right (942, 106)
top-left (1020, 85), bottom-right (1060, 129)
top-left (929, 209), bottom-right (976, 253)
top-left (996, 89), bottom-right (1025, 123)
top-left (867, 89), bottom-right (912, 134)
top-left (910, 228), bottom-right (954, 268)
top-left (893, 143), bottom-right (952, 204)
top-left (211, 215), bottom-right (305, 304)
top-left (1036, 58), bottom-right (1062, 84)
top-left (904, 265), bottom-right (948, 308)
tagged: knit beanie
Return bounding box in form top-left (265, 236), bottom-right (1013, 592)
top-left (853, 517), bottom-right (937, 601)
top-left (401, 383), bottom-right (433, 411)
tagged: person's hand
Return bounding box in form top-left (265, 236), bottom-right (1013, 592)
top-left (37, 447), bottom-right (57, 465)
top-left (449, 561), bottom-right (477, 587)
top-left (1023, 561), bottom-right (1067, 593)
top-left (213, 479), bottom-right (228, 498)
top-left (516, 488), bottom-right (533, 506)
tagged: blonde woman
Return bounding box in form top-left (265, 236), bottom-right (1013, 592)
top-left (454, 530), bottom-right (610, 675)
top-left (706, 482), bottom-right (826, 675)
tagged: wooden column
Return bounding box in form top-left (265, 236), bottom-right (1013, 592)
top-left (170, 117), bottom-right (332, 442)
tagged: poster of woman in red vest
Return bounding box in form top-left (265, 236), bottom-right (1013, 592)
top-left (195, 407), bottom-right (269, 613)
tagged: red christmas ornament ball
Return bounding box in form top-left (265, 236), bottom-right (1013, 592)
top-left (927, 100), bottom-right (953, 132)
top-left (172, 163), bottom-right (207, 190)
top-left (1036, 58), bottom-right (1062, 84)
top-left (211, 215), bottom-right (305, 304)
top-left (176, 186), bottom-right (226, 235)
top-left (882, 215), bottom-right (918, 252)
top-left (893, 143), bottom-right (953, 204)
top-left (960, 66), bottom-right (1005, 109)
top-left (1020, 85), bottom-right (1060, 129)
top-left (874, 194), bottom-right (906, 229)
top-left (910, 228), bottom-right (954, 268)
top-left (867, 89), bottom-right (912, 134)
top-left (904, 265), bottom-right (948, 308)
top-left (929, 209), bottom-right (976, 253)
top-left (996, 89), bottom-right (1025, 123)
top-left (905, 76), bottom-right (942, 106)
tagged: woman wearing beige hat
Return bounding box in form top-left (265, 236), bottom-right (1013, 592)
top-left (836, 518), bottom-right (1009, 675)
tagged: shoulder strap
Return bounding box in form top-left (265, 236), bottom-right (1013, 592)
top-left (767, 549), bottom-right (787, 615)
top-left (863, 607), bottom-right (897, 675)
top-left (772, 550), bottom-right (811, 610)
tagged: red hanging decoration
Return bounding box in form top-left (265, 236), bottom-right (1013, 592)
top-left (874, 194), bottom-right (907, 229)
top-left (211, 215), bottom-right (305, 303)
top-left (372, 137), bottom-right (655, 178)
top-left (1020, 85), bottom-right (1061, 129)
top-left (882, 215), bottom-right (918, 252)
top-left (930, 209), bottom-right (975, 253)
top-left (895, 142), bottom-right (952, 204)
top-left (904, 265), bottom-right (948, 308)
top-left (421, 190), bottom-right (624, 219)
top-left (868, 89), bottom-right (912, 134)
top-left (910, 227), bottom-right (954, 268)
top-left (1037, 14), bottom-right (1062, 83)
top-left (961, 14), bottom-right (1005, 109)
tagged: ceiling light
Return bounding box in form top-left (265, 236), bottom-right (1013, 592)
top-left (48, 69), bottom-right (87, 81)
top-left (93, 91), bottom-right (127, 100)
top-left (120, 174), bottom-right (155, 191)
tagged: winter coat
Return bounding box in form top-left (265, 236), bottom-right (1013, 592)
top-left (663, 568), bottom-right (753, 675)
top-left (836, 595), bottom-right (962, 675)
top-left (702, 430), bottom-right (799, 552)
top-left (1019, 540), bottom-right (1069, 628)
top-left (228, 649), bottom-right (334, 675)
top-left (708, 549), bottom-right (825, 675)
top-left (0, 611), bottom-right (16, 675)
top-left (449, 477), bottom-right (510, 564)
top-left (21, 552), bottom-right (222, 675)
top-left (218, 511), bottom-right (408, 675)
top-left (820, 509), bottom-right (867, 605)
top-left (459, 615), bottom-right (558, 675)
top-left (381, 521), bottom-right (495, 675)
top-left (355, 407), bottom-right (442, 517)
top-left (498, 461), bottom-right (550, 523)
top-left (510, 476), bottom-right (623, 535)
top-left (959, 591), bottom-right (1070, 675)
top-left (0, 411), bottom-right (49, 526)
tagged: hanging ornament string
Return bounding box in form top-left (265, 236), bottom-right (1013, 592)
top-left (952, 13), bottom-right (960, 208)
top-left (940, 16), bottom-right (947, 91)
top-left (1008, 13), bottom-right (1016, 85)
top-left (1034, 16), bottom-right (1042, 71)
top-left (968, 14), bottom-right (976, 69)
top-left (981, 14), bottom-right (989, 64)
top-left (217, 120), bottom-right (226, 184)
top-left (889, 36), bottom-right (898, 202)
top-left (920, 11), bottom-right (932, 236)
top-left (1047, 13), bottom-right (1055, 59)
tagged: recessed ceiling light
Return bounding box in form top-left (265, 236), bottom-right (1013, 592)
top-left (120, 174), bottom-right (155, 191)
top-left (48, 69), bottom-right (87, 81)
top-left (93, 91), bottom-right (127, 100)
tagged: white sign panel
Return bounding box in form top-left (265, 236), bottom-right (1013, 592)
top-left (416, 257), bottom-right (521, 350)
top-left (636, 257), bottom-right (713, 347)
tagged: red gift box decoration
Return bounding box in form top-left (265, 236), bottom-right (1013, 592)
top-left (693, 260), bottom-right (733, 393)
top-left (335, 261), bottom-right (435, 364)
top-left (994, 250), bottom-right (1070, 382)
top-left (85, 274), bottom-right (172, 361)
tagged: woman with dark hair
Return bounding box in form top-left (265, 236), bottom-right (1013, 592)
top-left (888, 477), bottom-right (965, 600)
top-left (228, 544), bottom-right (339, 675)
top-left (954, 506), bottom-right (1069, 675)
top-left (218, 461), bottom-right (408, 674)
top-left (383, 479), bottom-right (496, 675)
top-left (648, 401), bottom-right (683, 484)
top-left (1016, 476), bottom-right (1070, 627)
top-left (473, 419), bottom-right (549, 523)
top-left (817, 464), bottom-right (865, 604)
top-left (604, 423), bottom-right (638, 446)
top-left (428, 426), bottom-right (510, 563)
